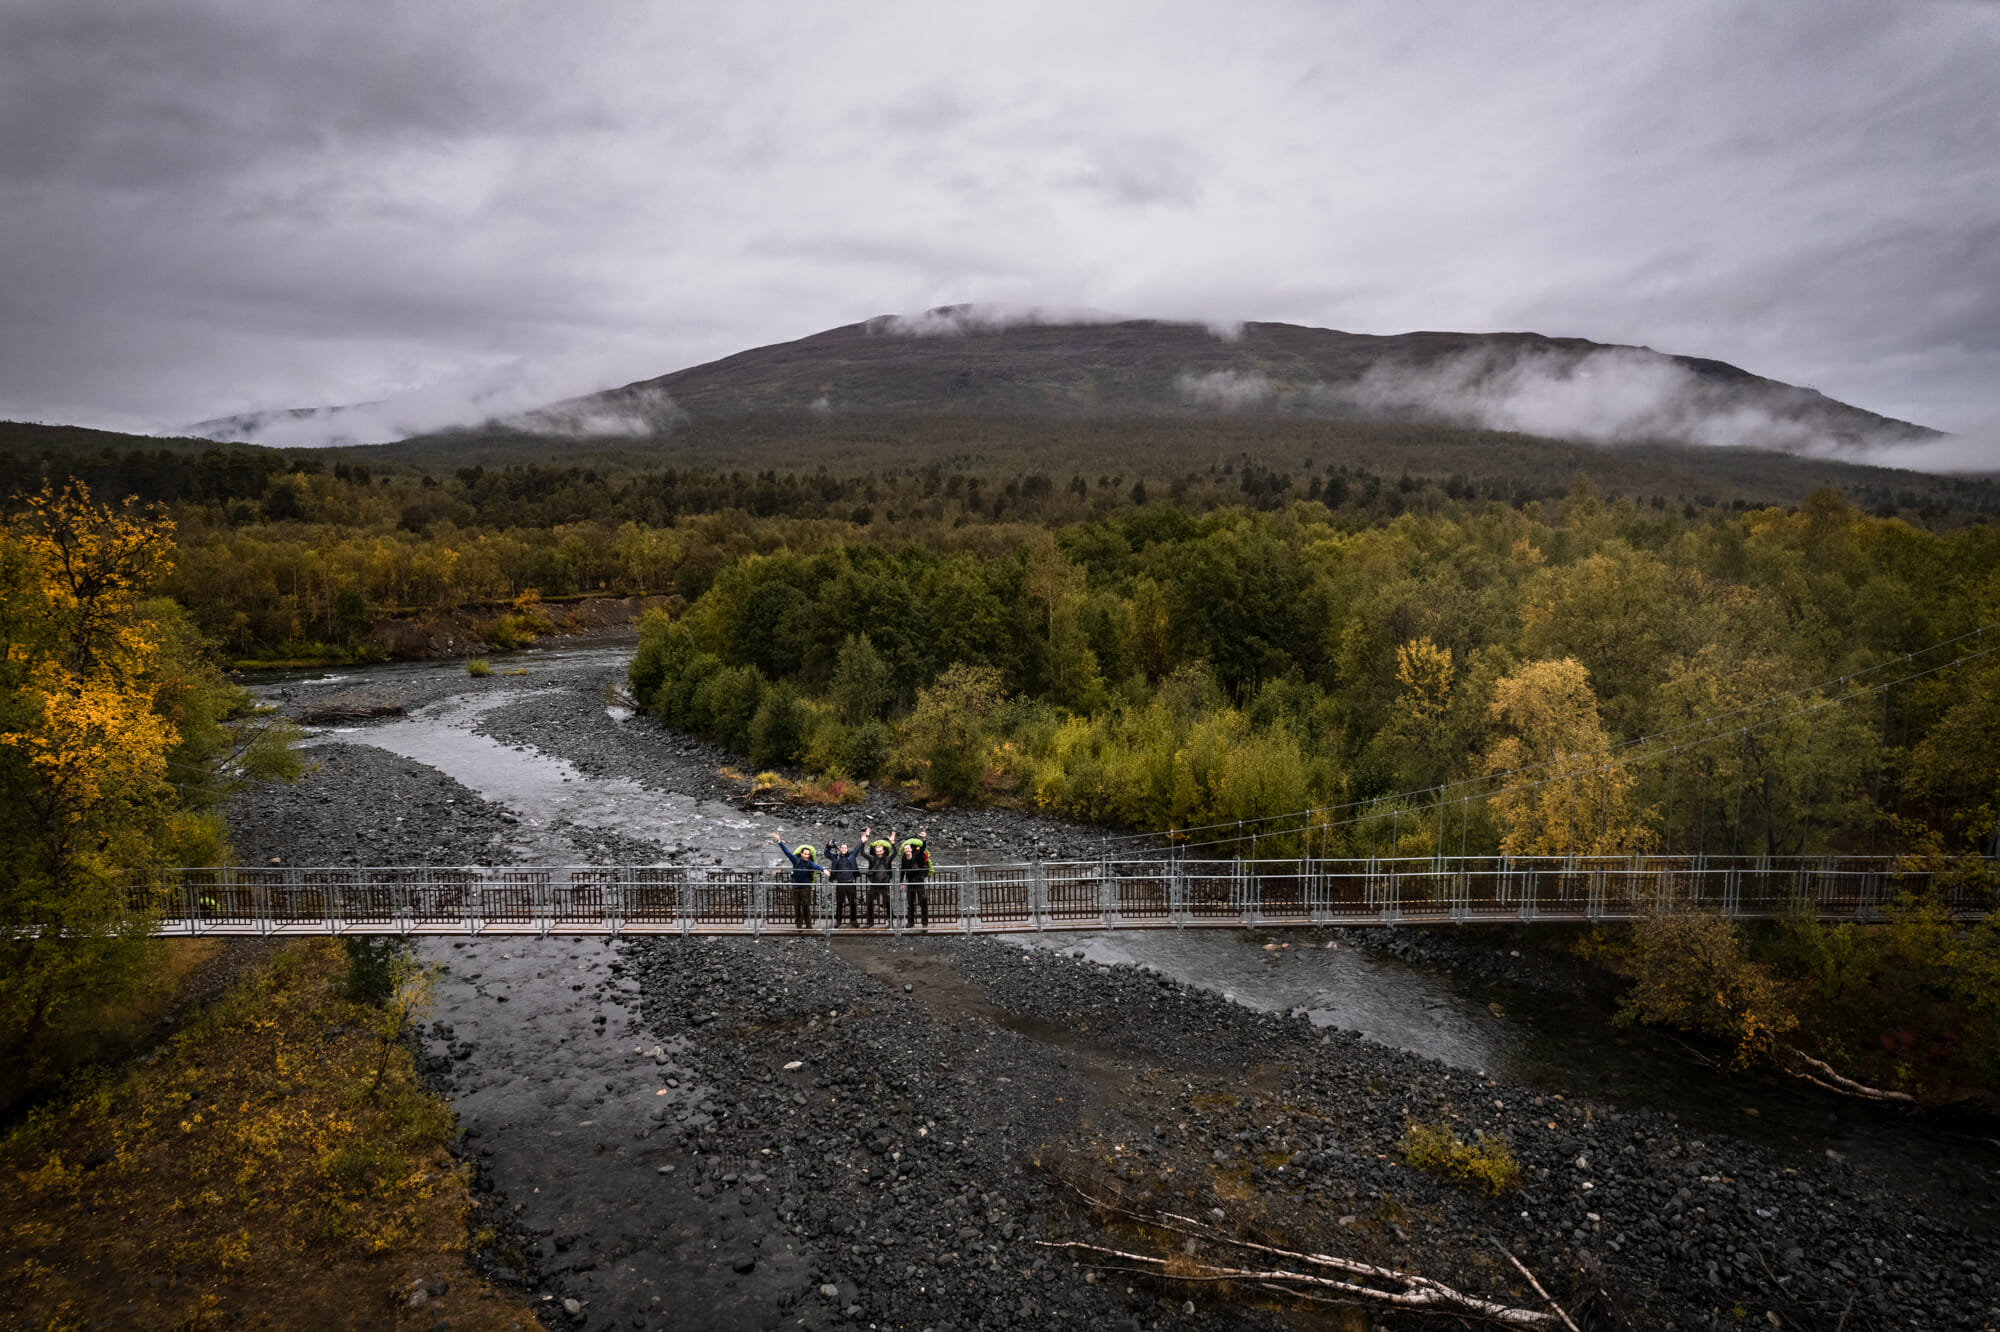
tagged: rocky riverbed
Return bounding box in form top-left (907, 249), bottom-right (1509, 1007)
top-left (224, 646), bottom-right (2000, 1331)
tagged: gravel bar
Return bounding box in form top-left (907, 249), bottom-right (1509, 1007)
top-left (224, 647), bottom-right (1997, 1331)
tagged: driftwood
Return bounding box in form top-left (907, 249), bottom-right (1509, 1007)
top-left (1491, 1237), bottom-right (1582, 1332)
top-left (299, 703), bottom-right (405, 723)
top-left (1783, 1048), bottom-right (1917, 1104)
top-left (1042, 1183), bottom-right (1562, 1326)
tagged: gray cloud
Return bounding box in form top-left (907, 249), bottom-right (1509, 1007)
top-left (876, 304), bottom-right (1125, 338)
top-left (1176, 369), bottom-right (1273, 410)
top-left (1310, 348), bottom-right (1923, 457)
top-left (0, 0), bottom-right (1993, 471)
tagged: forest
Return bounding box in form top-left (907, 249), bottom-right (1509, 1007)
top-left (0, 426), bottom-right (1995, 1103)
top-left (625, 482), bottom-right (1998, 857)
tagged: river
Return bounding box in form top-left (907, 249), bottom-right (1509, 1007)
top-left (254, 641), bottom-right (2000, 1237)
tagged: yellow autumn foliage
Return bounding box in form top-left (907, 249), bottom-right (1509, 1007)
top-left (1482, 657), bottom-right (1648, 857)
top-left (2, 483), bottom-right (291, 1094)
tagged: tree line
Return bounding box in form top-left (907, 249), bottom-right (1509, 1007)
top-left (630, 482), bottom-right (1997, 856)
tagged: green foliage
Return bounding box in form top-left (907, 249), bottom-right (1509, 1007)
top-left (843, 719), bottom-right (891, 779)
top-left (465, 657), bottom-right (492, 678)
top-left (340, 937), bottom-right (409, 1006)
top-left (1765, 869), bottom-right (2000, 1100)
top-left (690, 662), bottom-right (766, 752)
top-left (903, 663), bottom-right (1007, 801)
top-left (1399, 1121), bottom-right (1521, 1194)
top-left (620, 469), bottom-right (2000, 877)
top-left (1615, 908), bottom-right (1796, 1067)
top-left (830, 633), bottom-right (892, 724)
top-left (748, 681), bottom-right (812, 770)
top-left (0, 941), bottom-right (485, 1327)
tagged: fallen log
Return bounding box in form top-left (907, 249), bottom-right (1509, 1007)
top-left (1045, 1183), bottom-right (1561, 1326)
top-left (1783, 1048), bottom-right (1917, 1104)
top-left (299, 703), bottom-right (405, 723)
top-left (1035, 1239), bottom-right (1559, 1326)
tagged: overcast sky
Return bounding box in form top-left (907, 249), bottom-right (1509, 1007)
top-left (2, 0), bottom-right (1996, 466)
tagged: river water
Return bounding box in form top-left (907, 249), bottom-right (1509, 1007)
top-left (256, 643), bottom-right (2000, 1233)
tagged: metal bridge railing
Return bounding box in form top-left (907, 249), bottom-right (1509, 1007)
top-left (82, 853), bottom-right (1994, 937)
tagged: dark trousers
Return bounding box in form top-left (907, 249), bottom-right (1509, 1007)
top-left (834, 880), bottom-right (859, 928)
top-left (793, 883), bottom-right (813, 929)
top-left (905, 873), bottom-right (929, 927)
top-left (864, 881), bottom-right (891, 926)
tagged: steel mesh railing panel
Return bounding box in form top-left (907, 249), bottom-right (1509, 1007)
top-left (1182, 861), bottom-right (1238, 917)
top-left (918, 868), bottom-right (961, 925)
top-left (1314, 862), bottom-right (1371, 917)
top-left (1252, 860), bottom-right (1312, 919)
top-left (695, 870), bottom-right (757, 926)
top-left (557, 868), bottom-right (615, 924)
top-left (410, 869), bottom-right (473, 923)
top-left (142, 853), bottom-right (1996, 934)
top-left (1376, 858), bottom-right (1451, 921)
top-left (478, 870), bottom-right (545, 924)
top-left (973, 865), bottom-right (1033, 925)
top-left (1112, 861), bottom-right (1170, 919)
top-left (624, 868), bottom-right (686, 924)
top-left (1046, 863), bottom-right (1103, 921)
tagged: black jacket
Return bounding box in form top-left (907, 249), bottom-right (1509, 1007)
top-left (860, 840), bottom-right (897, 883)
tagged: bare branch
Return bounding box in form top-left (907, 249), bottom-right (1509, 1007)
top-left (1035, 1240), bottom-right (1559, 1326)
top-left (1784, 1048), bottom-right (1916, 1103)
top-left (1489, 1237), bottom-right (1581, 1332)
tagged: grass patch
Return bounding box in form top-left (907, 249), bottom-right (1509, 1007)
top-left (465, 658), bottom-right (492, 678)
top-left (0, 940), bottom-right (535, 1330)
top-left (1398, 1121), bottom-right (1522, 1195)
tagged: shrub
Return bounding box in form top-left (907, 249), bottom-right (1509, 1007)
top-left (465, 658), bottom-right (492, 678)
top-left (830, 633), bottom-right (892, 723)
top-left (1399, 1121), bottom-right (1521, 1194)
top-left (843, 719), bottom-right (891, 780)
top-left (748, 681), bottom-right (811, 770)
top-left (902, 662), bottom-right (1006, 801)
top-left (626, 609), bottom-right (677, 707)
top-left (690, 663), bottom-right (765, 751)
top-left (1617, 907), bottom-right (1796, 1067)
top-left (341, 937), bottom-right (409, 1006)
top-left (791, 775), bottom-right (867, 805)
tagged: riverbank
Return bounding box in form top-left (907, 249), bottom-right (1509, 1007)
top-left (0, 940), bottom-right (541, 1331)
top-left (229, 595), bottom-right (668, 670)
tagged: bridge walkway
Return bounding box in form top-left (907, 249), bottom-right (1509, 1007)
top-left (120, 853), bottom-right (1993, 938)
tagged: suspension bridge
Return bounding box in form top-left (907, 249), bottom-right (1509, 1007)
top-left (88, 622), bottom-right (1998, 939)
top-left (131, 853), bottom-right (1992, 937)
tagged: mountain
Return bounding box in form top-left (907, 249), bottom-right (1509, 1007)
top-left (182, 308), bottom-right (1941, 461)
top-left (564, 308), bottom-right (1940, 457)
